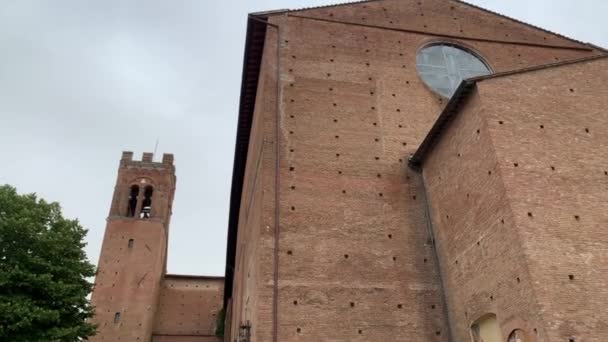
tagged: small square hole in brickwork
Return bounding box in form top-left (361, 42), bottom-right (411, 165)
top-left (585, 128), bottom-right (590, 133)
top-left (377, 174), bottom-right (381, 178)
top-left (490, 295), bottom-right (494, 301)
top-left (412, 195), bottom-right (416, 200)
top-left (476, 129), bottom-right (480, 134)
top-left (551, 166), bottom-right (555, 171)
top-left (293, 300), bottom-right (298, 305)
top-left (344, 254), bottom-right (349, 259)
top-left (375, 138), bottom-right (379, 142)
top-left (424, 258), bottom-right (428, 263)
top-left (499, 121), bottom-right (504, 124)
top-left (569, 338), bottom-right (575, 342)
top-left (436, 331), bottom-right (441, 336)
top-left (289, 167), bottom-right (295, 171)
top-left (290, 186), bottom-right (295, 190)
top-left (297, 328), bottom-right (301, 333)
top-left (128, 239), bottom-right (134, 248)
top-left (514, 163), bottom-right (519, 167)
top-left (517, 277), bottom-right (521, 283)
top-left (375, 157), bottom-right (380, 160)
top-left (287, 250), bottom-right (292, 255)
top-left (569, 274), bottom-right (575, 280)
top-left (574, 215), bottom-right (580, 220)
top-left (431, 304), bottom-right (436, 309)
top-left (569, 88), bottom-right (574, 92)
top-left (350, 302), bottom-right (355, 307)
top-left (540, 124), bottom-right (544, 129)
top-left (336, 153), bottom-right (340, 157)
top-left (358, 329), bottom-right (363, 334)
top-left (488, 170), bottom-right (492, 175)
top-left (290, 206), bottom-right (295, 211)
top-left (528, 212), bottom-right (533, 217)
top-left (397, 304), bottom-right (403, 308)
top-left (379, 193), bottom-right (383, 197)
top-left (290, 148), bottom-right (294, 152)
top-left (393, 256), bottom-right (397, 261)
top-left (387, 234), bottom-right (392, 239)
top-left (114, 312), bottom-right (121, 323)
top-left (333, 119), bottom-right (337, 122)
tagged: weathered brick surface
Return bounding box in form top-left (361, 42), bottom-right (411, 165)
top-left (421, 57), bottom-right (608, 342)
top-left (481, 58), bottom-right (608, 341)
top-left (228, 1), bottom-right (602, 341)
top-left (154, 276), bottom-right (224, 337)
top-left (152, 336), bottom-right (219, 342)
top-left (422, 90), bottom-right (542, 341)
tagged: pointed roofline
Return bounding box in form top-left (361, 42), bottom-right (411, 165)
top-left (408, 53), bottom-right (608, 170)
top-left (252, 0), bottom-right (604, 52)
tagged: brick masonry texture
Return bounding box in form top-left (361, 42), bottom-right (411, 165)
top-left (425, 57), bottom-right (608, 342)
top-left (90, 154), bottom-right (223, 342)
top-left (227, 0), bottom-right (604, 341)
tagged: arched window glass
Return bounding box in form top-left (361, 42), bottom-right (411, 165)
top-left (140, 186), bottom-right (153, 219)
top-left (416, 43), bottom-right (491, 98)
top-left (508, 329), bottom-right (527, 342)
top-left (471, 314), bottom-right (501, 342)
top-left (126, 185), bottom-right (139, 217)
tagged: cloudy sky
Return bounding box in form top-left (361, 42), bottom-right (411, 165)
top-left (0, 0), bottom-right (606, 277)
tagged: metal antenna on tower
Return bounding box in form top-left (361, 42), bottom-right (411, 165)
top-left (153, 137), bottom-right (159, 157)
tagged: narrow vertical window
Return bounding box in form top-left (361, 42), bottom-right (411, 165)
top-left (140, 186), bottom-right (153, 219)
top-left (128, 239), bottom-right (134, 248)
top-left (127, 185), bottom-right (139, 217)
top-left (114, 312), bottom-right (121, 323)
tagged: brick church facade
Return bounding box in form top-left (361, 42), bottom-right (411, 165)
top-left (90, 1), bottom-right (608, 341)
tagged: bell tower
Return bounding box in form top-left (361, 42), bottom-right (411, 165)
top-left (90, 151), bottom-right (176, 342)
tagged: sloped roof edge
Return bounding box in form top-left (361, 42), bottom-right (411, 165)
top-left (408, 53), bottom-right (608, 170)
top-left (254, 0), bottom-right (603, 51)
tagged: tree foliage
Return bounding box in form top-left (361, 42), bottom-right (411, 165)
top-left (0, 185), bottom-right (96, 341)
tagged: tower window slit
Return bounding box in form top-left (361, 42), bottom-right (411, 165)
top-left (140, 186), bottom-right (154, 219)
top-left (127, 185), bottom-right (139, 217)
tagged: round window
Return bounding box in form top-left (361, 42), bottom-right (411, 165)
top-left (416, 43), bottom-right (491, 98)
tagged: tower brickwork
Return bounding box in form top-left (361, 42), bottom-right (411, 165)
top-left (90, 151), bottom-right (176, 341)
top-left (90, 152), bottom-right (224, 342)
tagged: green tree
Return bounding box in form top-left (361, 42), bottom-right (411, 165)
top-left (0, 185), bottom-right (96, 341)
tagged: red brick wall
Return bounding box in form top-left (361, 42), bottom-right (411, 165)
top-left (152, 336), bottom-right (219, 342)
top-left (229, 1), bottom-right (602, 340)
top-left (421, 89), bottom-right (542, 341)
top-left (477, 57), bottom-right (608, 342)
top-left (153, 276), bottom-right (224, 340)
